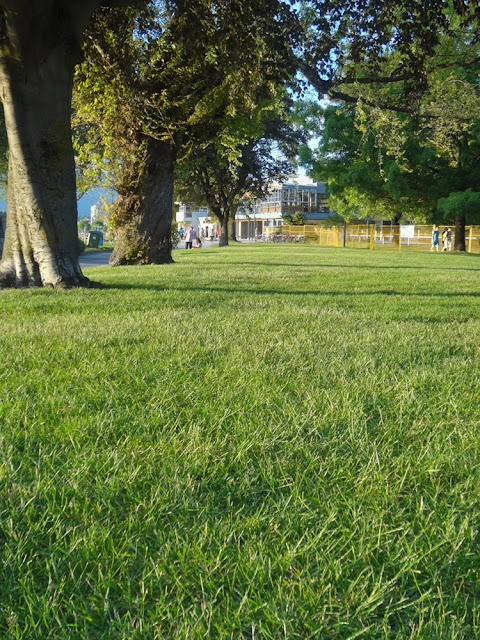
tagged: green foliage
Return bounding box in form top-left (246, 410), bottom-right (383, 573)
top-left (297, 1), bottom-right (480, 231)
top-left (74, 0), bottom-right (301, 248)
top-left (304, 23), bottom-right (480, 223)
top-left (301, 0), bottom-right (480, 96)
top-left (292, 211), bottom-right (307, 225)
top-left (420, 74), bottom-right (480, 165)
top-left (74, 3), bottom-right (178, 198)
top-left (77, 218), bottom-right (90, 233)
top-left (438, 189), bottom-right (480, 223)
top-left (75, 0), bottom-right (298, 191)
top-left (284, 210), bottom-right (307, 225)
top-left (177, 107), bottom-right (302, 232)
top-left (174, 21), bottom-right (301, 236)
top-left (76, 237), bottom-right (86, 255)
top-left (1, 246), bottom-right (480, 636)
top-left (305, 103), bottom-right (421, 221)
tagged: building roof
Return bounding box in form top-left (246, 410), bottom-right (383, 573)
top-left (269, 176), bottom-right (326, 191)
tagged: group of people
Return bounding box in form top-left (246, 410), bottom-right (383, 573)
top-left (431, 225), bottom-right (452, 252)
top-left (179, 225), bottom-right (200, 249)
top-left (178, 225), bottom-right (220, 248)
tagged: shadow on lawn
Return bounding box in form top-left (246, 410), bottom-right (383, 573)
top-left (107, 282), bottom-right (480, 298)
top-left (175, 257), bottom-right (480, 272)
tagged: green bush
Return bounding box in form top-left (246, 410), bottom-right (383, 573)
top-left (77, 238), bottom-right (86, 255)
top-left (283, 211), bottom-right (307, 225)
top-left (291, 211), bottom-right (307, 225)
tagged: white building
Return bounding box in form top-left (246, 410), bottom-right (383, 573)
top-left (90, 204), bottom-right (98, 225)
top-left (236, 177), bottom-right (330, 239)
top-left (176, 203), bottom-right (218, 238)
top-left (176, 176), bottom-right (331, 240)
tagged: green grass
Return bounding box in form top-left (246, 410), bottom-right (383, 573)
top-left (1, 244), bottom-right (480, 638)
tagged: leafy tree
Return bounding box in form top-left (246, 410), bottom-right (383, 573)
top-left (75, 2), bottom-right (179, 265)
top-left (284, 211), bottom-right (307, 225)
top-left (300, 0), bottom-right (480, 101)
top-left (438, 190), bottom-right (480, 251)
top-left (177, 97), bottom-right (302, 246)
top-left (173, 0), bottom-right (300, 246)
top-left (78, 218), bottom-right (91, 240)
top-left (305, 102), bottom-right (437, 222)
top-left (75, 0), bottom-right (299, 257)
top-left (308, 93), bottom-right (480, 243)
top-left (300, 6), bottom-right (480, 248)
top-left (292, 211), bottom-right (307, 225)
top-left (0, 0), bottom-right (143, 288)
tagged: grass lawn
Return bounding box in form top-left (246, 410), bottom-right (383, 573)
top-left (1, 244), bottom-right (480, 638)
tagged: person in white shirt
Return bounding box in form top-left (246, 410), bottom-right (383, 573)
top-left (185, 225), bottom-right (197, 250)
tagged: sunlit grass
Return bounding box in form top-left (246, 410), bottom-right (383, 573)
top-left (1, 244), bottom-right (480, 638)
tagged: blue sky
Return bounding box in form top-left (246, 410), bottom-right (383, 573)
top-left (77, 188), bottom-right (115, 218)
top-left (0, 188), bottom-right (114, 218)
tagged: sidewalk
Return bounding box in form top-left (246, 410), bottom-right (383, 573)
top-left (80, 241), bottom-right (218, 268)
top-left (79, 249), bottom-right (113, 268)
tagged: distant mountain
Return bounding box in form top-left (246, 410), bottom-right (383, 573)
top-left (0, 188), bottom-right (115, 219)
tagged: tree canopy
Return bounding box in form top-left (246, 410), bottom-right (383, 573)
top-left (74, 0), bottom-right (300, 259)
top-left (2, 0), bottom-right (480, 287)
top-left (299, 1), bottom-right (480, 248)
top-left (176, 100), bottom-right (302, 245)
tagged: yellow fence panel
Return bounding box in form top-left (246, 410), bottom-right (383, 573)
top-left (467, 226), bottom-right (480, 254)
top-left (273, 224), bottom-right (480, 253)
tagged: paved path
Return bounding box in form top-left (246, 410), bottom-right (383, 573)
top-left (79, 241), bottom-right (217, 269)
top-left (79, 249), bottom-right (113, 268)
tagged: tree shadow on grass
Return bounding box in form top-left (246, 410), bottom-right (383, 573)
top-left (173, 258), bottom-right (480, 272)
top-left (106, 282), bottom-right (480, 298)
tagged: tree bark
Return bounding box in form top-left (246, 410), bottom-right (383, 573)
top-left (0, 63), bottom-right (91, 287)
top-left (206, 203), bottom-right (228, 247)
top-left (454, 214), bottom-right (466, 252)
top-left (228, 218), bottom-right (238, 242)
top-left (109, 138), bottom-right (175, 265)
top-left (0, 1), bottom-right (104, 288)
top-left (218, 216), bottom-right (229, 247)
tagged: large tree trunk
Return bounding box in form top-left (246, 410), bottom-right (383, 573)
top-left (207, 204), bottom-right (228, 247)
top-left (218, 216), bottom-right (229, 247)
top-left (110, 138), bottom-right (175, 265)
top-left (0, 0), bottom-right (104, 288)
top-left (228, 218), bottom-right (238, 242)
top-left (454, 214), bottom-right (466, 252)
top-left (0, 63), bottom-right (89, 287)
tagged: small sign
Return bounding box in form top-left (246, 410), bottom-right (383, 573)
top-left (400, 225), bottom-right (415, 239)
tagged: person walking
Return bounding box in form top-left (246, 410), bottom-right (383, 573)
top-left (445, 227), bottom-right (452, 251)
top-left (431, 225), bottom-right (440, 252)
top-left (185, 225), bottom-right (197, 250)
top-left (442, 227), bottom-right (448, 251)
